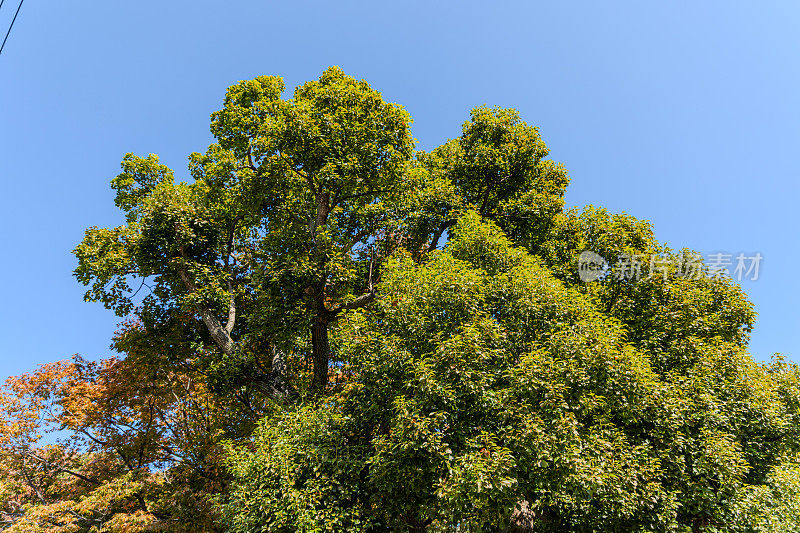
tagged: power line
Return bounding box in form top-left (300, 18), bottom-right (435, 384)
top-left (0, 0), bottom-right (24, 57)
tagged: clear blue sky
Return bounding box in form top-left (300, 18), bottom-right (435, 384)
top-left (1, 1), bottom-right (798, 380)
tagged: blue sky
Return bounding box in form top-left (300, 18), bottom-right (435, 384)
top-left (1, 1), bottom-right (798, 380)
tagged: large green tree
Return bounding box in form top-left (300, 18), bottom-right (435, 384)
top-left (9, 67), bottom-right (793, 532)
top-left (75, 67), bottom-right (414, 396)
top-left (221, 212), bottom-right (800, 532)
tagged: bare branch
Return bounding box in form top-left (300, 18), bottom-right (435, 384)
top-left (224, 278), bottom-right (236, 336)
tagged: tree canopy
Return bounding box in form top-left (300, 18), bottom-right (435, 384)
top-left (2, 67), bottom-right (800, 532)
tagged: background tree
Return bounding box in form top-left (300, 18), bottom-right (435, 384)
top-left (0, 320), bottom-right (237, 531)
top-left (403, 105), bottom-right (569, 258)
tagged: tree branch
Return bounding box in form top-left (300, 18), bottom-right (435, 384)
top-left (248, 346), bottom-right (297, 401)
top-left (176, 245), bottom-right (235, 356)
top-left (25, 451), bottom-right (101, 486)
top-left (309, 192), bottom-right (331, 238)
top-left (426, 219), bottom-right (455, 254)
top-left (330, 290), bottom-right (376, 315)
top-left (279, 153), bottom-right (316, 196)
top-left (224, 278), bottom-right (236, 336)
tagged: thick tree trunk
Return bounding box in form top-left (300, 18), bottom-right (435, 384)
top-left (311, 315), bottom-right (330, 392)
top-left (250, 346), bottom-right (296, 401)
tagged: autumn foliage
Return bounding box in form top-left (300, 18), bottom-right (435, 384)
top-left (0, 320), bottom-right (241, 531)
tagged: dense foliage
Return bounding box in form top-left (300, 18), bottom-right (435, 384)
top-left (2, 68), bottom-right (799, 532)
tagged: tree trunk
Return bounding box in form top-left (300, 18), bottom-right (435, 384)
top-left (311, 315), bottom-right (330, 392)
top-left (249, 346), bottom-right (297, 401)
